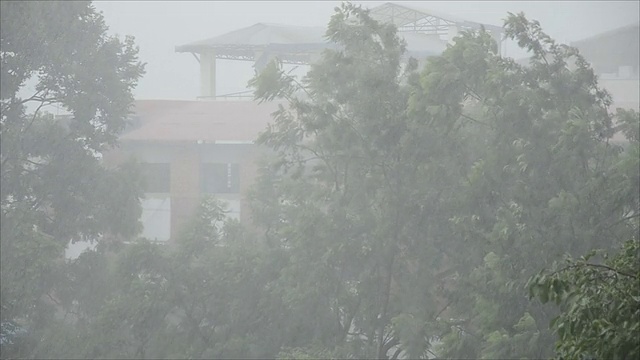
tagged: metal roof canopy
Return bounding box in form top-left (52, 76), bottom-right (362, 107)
top-left (369, 2), bottom-right (503, 36)
top-left (175, 2), bottom-right (504, 65)
top-left (175, 23), bottom-right (330, 65)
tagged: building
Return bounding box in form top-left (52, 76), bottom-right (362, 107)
top-left (106, 3), bottom-right (503, 243)
top-left (572, 22), bottom-right (639, 143)
top-left (175, 2), bottom-right (504, 100)
top-left (103, 100), bottom-right (280, 242)
top-left (515, 23), bottom-right (639, 112)
top-left (571, 22), bottom-right (639, 112)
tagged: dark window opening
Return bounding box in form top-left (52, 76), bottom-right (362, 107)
top-left (201, 163), bottom-right (240, 194)
top-left (141, 163), bottom-right (170, 193)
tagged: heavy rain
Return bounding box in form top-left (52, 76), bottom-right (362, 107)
top-left (1, 1), bottom-right (639, 359)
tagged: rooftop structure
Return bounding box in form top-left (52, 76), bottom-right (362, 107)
top-left (175, 23), bottom-right (329, 65)
top-left (368, 2), bottom-right (503, 38)
top-left (175, 2), bottom-right (504, 99)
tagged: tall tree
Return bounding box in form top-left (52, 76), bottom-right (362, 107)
top-left (527, 106), bottom-right (639, 359)
top-left (428, 14), bottom-right (639, 358)
top-left (249, 4), bottom-right (639, 358)
top-left (0, 1), bottom-right (145, 356)
top-left (250, 3), bottom-right (450, 358)
top-left (61, 198), bottom-right (288, 359)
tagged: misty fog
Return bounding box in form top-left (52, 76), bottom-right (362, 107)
top-left (1, 1), bottom-right (639, 359)
top-left (94, 1), bottom-right (639, 100)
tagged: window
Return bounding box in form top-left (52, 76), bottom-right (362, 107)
top-left (141, 163), bottom-right (170, 193)
top-left (140, 197), bottom-right (170, 242)
top-left (201, 163), bottom-right (240, 194)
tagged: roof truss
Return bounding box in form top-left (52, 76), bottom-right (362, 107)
top-left (369, 2), bottom-right (503, 37)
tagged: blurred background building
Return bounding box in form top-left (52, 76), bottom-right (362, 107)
top-left (103, 3), bottom-right (638, 245)
top-left (571, 22), bottom-right (639, 111)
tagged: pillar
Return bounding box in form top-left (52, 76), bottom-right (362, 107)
top-left (200, 50), bottom-right (216, 99)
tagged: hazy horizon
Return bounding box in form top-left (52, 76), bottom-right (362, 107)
top-left (93, 1), bottom-right (639, 101)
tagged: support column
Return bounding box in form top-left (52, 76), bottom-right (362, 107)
top-left (200, 50), bottom-right (216, 99)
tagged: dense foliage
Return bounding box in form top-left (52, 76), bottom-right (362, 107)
top-left (529, 238), bottom-right (640, 359)
top-left (1, 1), bottom-right (145, 357)
top-left (248, 4), bottom-right (639, 358)
top-left (1, 1), bottom-right (638, 359)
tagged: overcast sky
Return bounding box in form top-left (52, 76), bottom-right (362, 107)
top-left (93, 1), bottom-right (639, 101)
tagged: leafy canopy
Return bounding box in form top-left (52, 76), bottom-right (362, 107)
top-left (1, 1), bottom-right (145, 356)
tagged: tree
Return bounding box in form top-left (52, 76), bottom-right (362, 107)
top-left (428, 14), bottom-right (639, 358)
top-left (250, 3), bottom-right (436, 358)
top-left (0, 1), bottom-right (145, 356)
top-left (154, 198), bottom-right (287, 359)
top-left (527, 107), bottom-right (639, 359)
top-left (528, 238), bottom-right (640, 360)
top-left (42, 197), bottom-right (290, 359)
top-left (4, 2), bottom-right (635, 358)
top-left (249, 3), bottom-right (639, 358)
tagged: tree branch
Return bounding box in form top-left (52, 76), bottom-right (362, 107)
top-left (552, 262), bottom-right (638, 280)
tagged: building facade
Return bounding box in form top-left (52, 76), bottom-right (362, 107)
top-left (111, 7), bottom-right (638, 244)
top-left (571, 23), bottom-right (639, 112)
top-left (104, 100), bottom-right (279, 242)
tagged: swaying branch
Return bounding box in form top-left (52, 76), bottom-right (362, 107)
top-left (553, 262), bottom-right (638, 280)
top-left (582, 263), bottom-right (637, 279)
